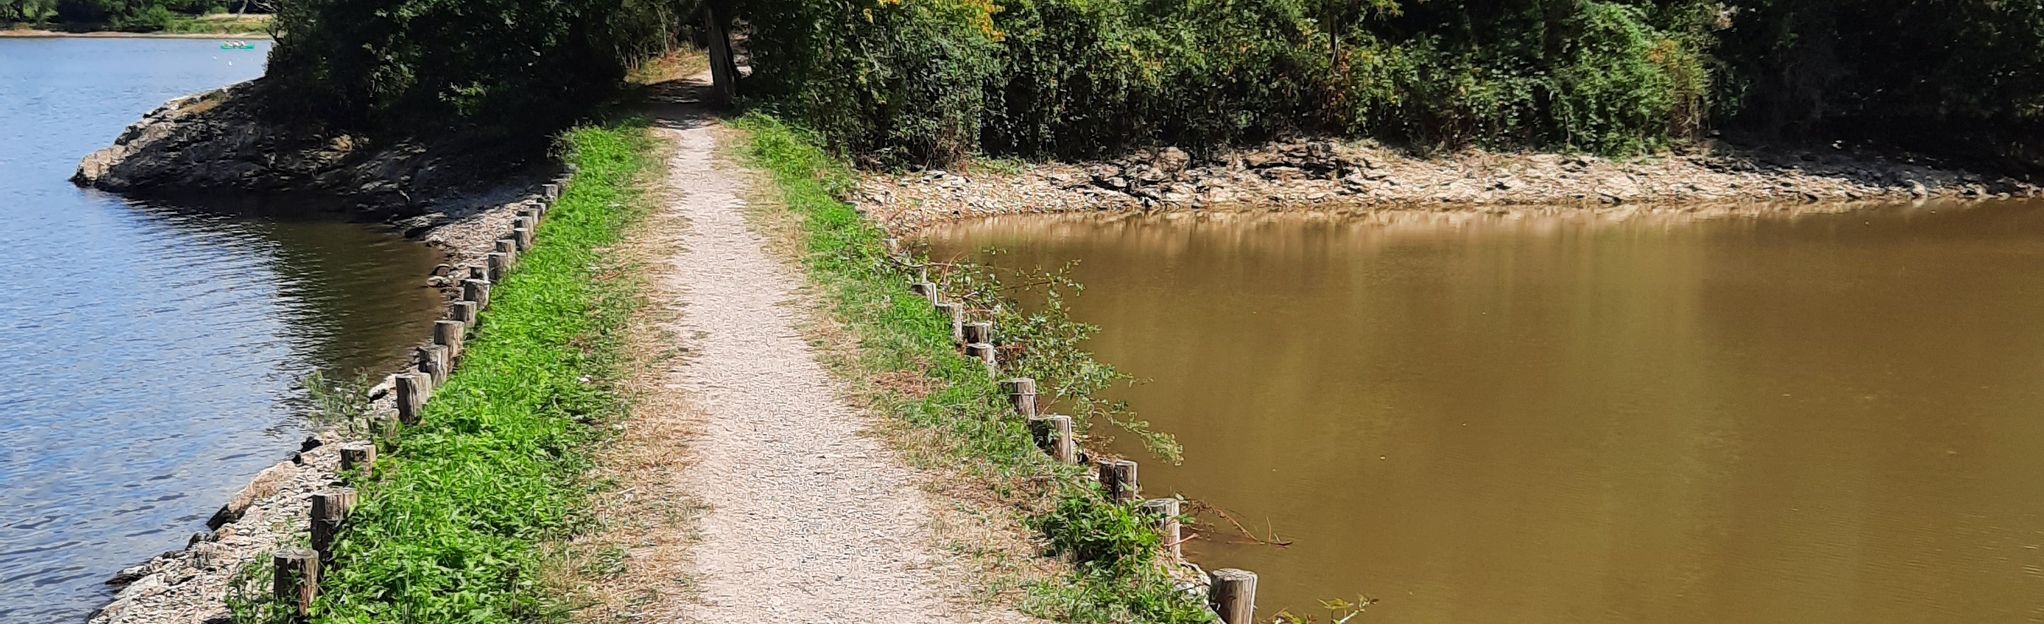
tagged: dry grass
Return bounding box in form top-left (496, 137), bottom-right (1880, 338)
top-left (629, 48), bottom-right (712, 87)
top-left (553, 130), bottom-right (711, 624)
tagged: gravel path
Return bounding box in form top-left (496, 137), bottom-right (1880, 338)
top-left (643, 84), bottom-right (1025, 623)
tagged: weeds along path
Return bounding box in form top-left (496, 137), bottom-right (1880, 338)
top-left (611, 79), bottom-right (1029, 623)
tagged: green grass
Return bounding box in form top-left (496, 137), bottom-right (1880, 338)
top-left (303, 120), bottom-right (653, 623)
top-left (730, 112), bottom-right (1214, 624)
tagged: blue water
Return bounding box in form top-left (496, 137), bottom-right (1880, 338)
top-left (0, 38), bottom-right (442, 622)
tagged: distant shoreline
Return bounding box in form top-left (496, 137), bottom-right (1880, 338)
top-left (0, 29), bottom-right (271, 40)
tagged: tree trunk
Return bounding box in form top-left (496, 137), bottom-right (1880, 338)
top-left (705, 5), bottom-right (738, 104)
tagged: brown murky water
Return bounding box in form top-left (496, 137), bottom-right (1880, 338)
top-left (926, 203), bottom-right (2044, 624)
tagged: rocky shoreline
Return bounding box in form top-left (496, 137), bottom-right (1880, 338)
top-left (858, 138), bottom-right (2042, 232)
top-left (73, 81), bottom-right (550, 221)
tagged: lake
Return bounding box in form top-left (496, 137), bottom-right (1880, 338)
top-left (928, 205), bottom-right (2044, 623)
top-left (0, 39), bottom-right (443, 622)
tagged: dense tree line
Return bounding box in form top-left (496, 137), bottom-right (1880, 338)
top-left (255, 0), bottom-right (2044, 171)
top-left (262, 0), bottom-right (687, 142)
top-left (2, 0), bottom-right (262, 30)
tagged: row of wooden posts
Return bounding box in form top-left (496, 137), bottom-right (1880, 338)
top-left (271, 182), bottom-right (564, 620)
top-left (891, 243), bottom-right (1261, 624)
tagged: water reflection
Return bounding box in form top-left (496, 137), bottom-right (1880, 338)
top-left (0, 38), bottom-right (443, 623)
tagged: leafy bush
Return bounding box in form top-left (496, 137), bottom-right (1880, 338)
top-left (745, 0), bottom-right (1001, 163)
top-left (264, 0), bottom-right (686, 138)
top-left (741, 0), bottom-right (1718, 162)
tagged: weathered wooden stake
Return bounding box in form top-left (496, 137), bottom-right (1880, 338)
top-left (494, 238), bottom-right (517, 263)
top-left (999, 378), bottom-right (1038, 417)
top-left (309, 487), bottom-right (357, 561)
top-left (935, 303), bottom-right (964, 345)
top-left (513, 216), bottom-right (534, 234)
top-left (462, 279), bottom-right (490, 309)
top-left (418, 344), bottom-right (451, 387)
top-left (338, 442), bottom-right (376, 478)
top-left (1027, 414), bottom-right (1078, 463)
top-left (963, 321), bottom-right (994, 345)
top-left (909, 281), bottom-right (937, 302)
top-left (273, 548), bottom-right (319, 621)
top-left (965, 342), bottom-right (998, 375)
top-left (395, 373), bottom-right (430, 425)
top-left (1141, 498), bottom-right (1183, 561)
top-left (514, 227), bottom-right (534, 250)
top-left (1097, 458), bottom-right (1138, 503)
top-left (542, 183), bottom-right (560, 202)
top-left (486, 253), bottom-right (509, 283)
top-left (433, 320), bottom-right (466, 358)
top-left (1209, 568), bottom-right (1258, 624)
top-left (451, 301), bottom-right (478, 328)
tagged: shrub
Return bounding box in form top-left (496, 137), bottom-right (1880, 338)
top-left (264, 0), bottom-right (686, 139)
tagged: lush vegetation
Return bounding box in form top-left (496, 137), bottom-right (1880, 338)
top-left (263, 0), bottom-right (688, 137)
top-left (243, 0), bottom-right (2044, 170)
top-left (229, 121), bottom-right (651, 623)
top-left (2, 0), bottom-right (268, 32)
top-left (740, 0), bottom-right (2044, 169)
top-left (733, 111), bottom-right (1216, 622)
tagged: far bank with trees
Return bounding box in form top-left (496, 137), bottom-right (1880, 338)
top-left (3, 0), bottom-right (269, 34)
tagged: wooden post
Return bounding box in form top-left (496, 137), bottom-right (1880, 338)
top-left (273, 548), bottom-right (318, 621)
top-left (542, 183), bottom-right (560, 202)
top-left (1209, 569), bottom-right (1258, 624)
top-left (963, 321), bottom-right (993, 345)
top-left (309, 487), bottom-right (357, 561)
top-left (417, 343), bottom-right (451, 387)
top-left (395, 372), bottom-right (430, 425)
top-left (999, 378), bottom-right (1037, 417)
top-left (935, 303), bottom-right (964, 345)
top-left (1142, 498), bottom-right (1183, 561)
top-left (909, 281), bottom-right (936, 302)
top-left (338, 442), bottom-right (375, 478)
top-left (451, 301), bottom-right (478, 328)
top-left (1027, 414), bottom-right (1077, 463)
top-left (433, 320), bottom-right (466, 358)
top-left (494, 238), bottom-right (517, 264)
top-left (1097, 458), bottom-right (1138, 503)
top-left (514, 227), bottom-right (533, 251)
top-left (486, 253), bottom-right (509, 283)
top-left (513, 216), bottom-right (534, 235)
top-left (462, 279), bottom-right (489, 309)
top-left (965, 342), bottom-right (998, 375)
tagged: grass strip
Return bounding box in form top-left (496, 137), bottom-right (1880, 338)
top-left (730, 111), bottom-right (1214, 623)
top-left (305, 120), bottom-right (652, 623)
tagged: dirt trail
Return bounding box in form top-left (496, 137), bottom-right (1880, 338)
top-left (599, 77), bottom-right (1031, 623)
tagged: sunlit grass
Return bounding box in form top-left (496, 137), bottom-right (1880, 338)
top-left (307, 120), bottom-right (652, 623)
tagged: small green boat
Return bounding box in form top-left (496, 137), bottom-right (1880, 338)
top-left (220, 40), bottom-right (256, 50)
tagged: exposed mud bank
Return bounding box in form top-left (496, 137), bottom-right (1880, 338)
top-left (860, 138), bottom-right (2042, 232)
